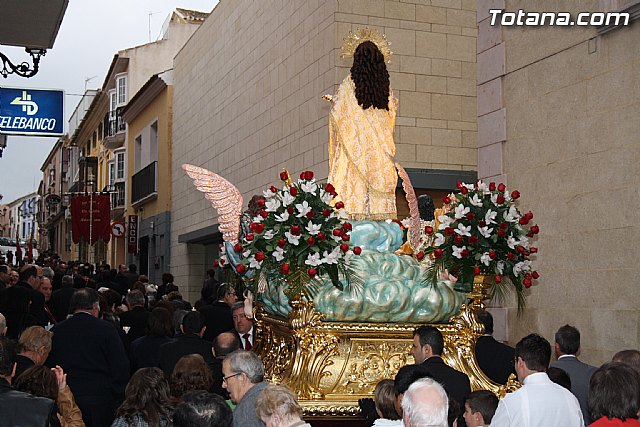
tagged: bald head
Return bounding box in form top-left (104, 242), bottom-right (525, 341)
top-left (213, 331), bottom-right (240, 358)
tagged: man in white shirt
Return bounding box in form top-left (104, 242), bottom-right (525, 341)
top-left (232, 302), bottom-right (254, 350)
top-left (490, 333), bottom-right (584, 427)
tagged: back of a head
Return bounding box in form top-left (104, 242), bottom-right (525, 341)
top-left (350, 40), bottom-right (390, 110)
top-left (225, 349), bottom-right (264, 384)
top-left (173, 390), bottom-right (232, 427)
top-left (547, 367), bottom-right (572, 391)
top-left (417, 194), bottom-right (435, 222)
top-left (18, 265), bottom-right (37, 282)
top-left (555, 324), bottom-right (580, 355)
top-left (414, 325), bottom-right (444, 356)
top-left (515, 333), bottom-right (551, 372)
top-left (13, 364), bottom-right (58, 400)
top-left (68, 287), bottom-right (99, 312)
top-left (18, 326), bottom-right (52, 353)
top-left (61, 274), bottom-right (73, 287)
top-left (394, 364), bottom-right (432, 395)
top-left (213, 332), bottom-right (240, 358)
top-left (374, 379), bottom-right (401, 420)
top-left (42, 267), bottom-right (54, 280)
top-left (612, 349), bottom-right (640, 375)
top-left (476, 310), bottom-right (494, 335)
top-left (589, 362), bottom-right (640, 422)
top-left (256, 384), bottom-right (303, 422)
top-left (119, 367), bottom-right (173, 425)
top-left (401, 377), bottom-right (449, 427)
top-left (0, 336), bottom-right (17, 378)
top-left (170, 354), bottom-right (213, 399)
top-left (128, 264), bottom-right (137, 273)
top-left (147, 307), bottom-right (173, 337)
top-left (126, 290), bottom-right (145, 308)
top-left (181, 311), bottom-right (204, 335)
top-left (466, 390), bottom-right (499, 425)
top-left (162, 272), bottom-right (173, 285)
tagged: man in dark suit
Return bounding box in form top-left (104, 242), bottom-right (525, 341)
top-left (199, 284), bottom-right (235, 342)
top-left (550, 324), bottom-right (597, 425)
top-left (211, 331), bottom-right (240, 398)
top-left (412, 326), bottom-right (471, 420)
top-left (474, 310), bottom-right (516, 385)
top-left (49, 275), bottom-right (75, 322)
top-left (118, 290), bottom-right (148, 344)
top-left (46, 287), bottom-right (130, 427)
top-left (231, 302), bottom-right (254, 351)
top-left (16, 265), bottom-right (46, 326)
top-left (158, 311), bottom-right (215, 377)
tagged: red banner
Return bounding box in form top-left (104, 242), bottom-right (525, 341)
top-left (127, 215), bottom-right (138, 254)
top-left (71, 195), bottom-right (112, 245)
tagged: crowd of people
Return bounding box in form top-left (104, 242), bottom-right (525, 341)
top-left (0, 256), bottom-right (638, 427)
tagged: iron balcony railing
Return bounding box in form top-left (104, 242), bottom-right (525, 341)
top-left (105, 107), bottom-right (126, 137)
top-left (132, 161), bottom-right (157, 204)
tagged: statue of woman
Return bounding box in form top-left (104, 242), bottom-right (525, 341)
top-left (326, 30), bottom-right (398, 221)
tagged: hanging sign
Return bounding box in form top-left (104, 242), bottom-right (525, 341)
top-left (0, 87), bottom-right (64, 136)
top-left (127, 215), bottom-right (138, 254)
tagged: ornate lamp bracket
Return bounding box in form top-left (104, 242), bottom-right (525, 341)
top-left (0, 48), bottom-right (46, 78)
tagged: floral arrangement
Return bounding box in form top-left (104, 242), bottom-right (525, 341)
top-left (222, 169), bottom-right (361, 295)
top-left (424, 181), bottom-right (540, 310)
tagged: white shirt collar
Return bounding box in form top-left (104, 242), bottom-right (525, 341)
top-left (558, 354), bottom-right (577, 360)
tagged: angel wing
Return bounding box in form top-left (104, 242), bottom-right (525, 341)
top-left (182, 164), bottom-right (243, 243)
top-left (395, 162), bottom-right (420, 249)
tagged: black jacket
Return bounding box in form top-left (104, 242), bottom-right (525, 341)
top-left (16, 281), bottom-right (46, 326)
top-left (0, 379), bottom-right (60, 427)
top-left (422, 356), bottom-right (471, 407)
top-left (158, 334), bottom-right (215, 378)
top-left (119, 306), bottom-right (149, 343)
top-left (474, 335), bottom-right (516, 385)
top-left (199, 301), bottom-right (234, 342)
top-left (49, 286), bottom-right (76, 322)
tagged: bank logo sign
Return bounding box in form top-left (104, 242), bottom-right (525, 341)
top-left (0, 87), bottom-right (64, 136)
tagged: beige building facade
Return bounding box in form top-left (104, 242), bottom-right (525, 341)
top-left (171, 0), bottom-right (478, 301)
top-left (476, 0), bottom-right (640, 363)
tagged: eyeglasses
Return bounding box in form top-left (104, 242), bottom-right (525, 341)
top-left (222, 372), bottom-right (242, 383)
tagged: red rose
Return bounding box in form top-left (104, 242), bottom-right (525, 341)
top-left (333, 229), bottom-right (342, 236)
top-left (498, 183), bottom-right (506, 192)
top-left (507, 252), bottom-right (516, 260)
top-left (317, 232), bottom-right (326, 241)
top-left (511, 190), bottom-right (520, 200)
top-left (300, 172), bottom-right (306, 180)
top-left (444, 227), bottom-right (454, 236)
top-left (496, 195), bottom-right (505, 204)
top-left (424, 225), bottom-right (434, 235)
top-left (340, 243), bottom-right (349, 252)
top-left (306, 211), bottom-right (315, 219)
top-left (257, 198), bottom-right (265, 207)
top-left (353, 246), bottom-right (362, 255)
top-left (497, 229), bottom-right (506, 238)
top-left (219, 258), bottom-right (225, 266)
top-left (499, 222), bottom-right (508, 230)
top-left (307, 237), bottom-right (315, 245)
top-left (245, 233), bottom-right (254, 241)
top-left (277, 239), bottom-right (286, 248)
top-left (289, 186), bottom-right (298, 196)
top-left (255, 252), bottom-right (266, 261)
top-left (325, 183), bottom-right (336, 195)
top-left (260, 210), bottom-right (269, 218)
top-left (233, 243), bottom-right (243, 253)
top-left (307, 268), bottom-right (317, 278)
top-left (287, 206), bottom-right (294, 214)
top-left (443, 196), bottom-right (451, 204)
top-left (212, 260), bottom-right (219, 267)
top-left (532, 271), bottom-right (540, 279)
top-left (478, 220), bottom-right (486, 227)
top-left (433, 248), bottom-right (443, 259)
top-left (322, 209), bottom-right (331, 217)
top-left (335, 201), bottom-right (345, 209)
top-left (280, 264), bottom-right (290, 274)
top-left (304, 171), bottom-right (314, 181)
top-left (291, 226), bottom-right (301, 236)
top-left (453, 235), bottom-right (463, 245)
top-left (530, 247), bottom-right (538, 253)
top-left (473, 266), bottom-right (481, 275)
top-left (489, 182), bottom-right (496, 191)
top-left (416, 251), bottom-right (425, 261)
top-left (526, 211), bottom-right (533, 220)
top-left (249, 222), bottom-right (257, 232)
top-left (280, 171), bottom-right (289, 181)
top-left (460, 186), bottom-right (468, 195)
top-left (342, 233), bottom-right (350, 242)
top-left (236, 264), bottom-right (247, 275)
top-left (489, 250), bottom-right (497, 259)
top-left (495, 275), bottom-right (502, 283)
top-left (519, 217), bottom-right (529, 225)
top-left (270, 185), bottom-right (278, 193)
top-left (342, 222), bottom-right (352, 231)
top-left (523, 278), bottom-right (532, 288)
top-left (461, 249), bottom-right (470, 258)
top-left (466, 213), bottom-right (474, 221)
top-left (527, 231), bottom-right (534, 238)
top-left (468, 235), bottom-right (478, 245)
top-left (456, 181), bottom-right (463, 189)
top-left (530, 225), bottom-right (540, 234)
top-left (254, 223), bottom-right (265, 234)
top-left (517, 245), bottom-right (525, 253)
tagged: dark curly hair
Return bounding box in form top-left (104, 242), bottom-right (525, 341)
top-left (116, 367), bottom-right (173, 426)
top-left (170, 354), bottom-right (213, 401)
top-left (13, 365), bottom-right (58, 401)
top-left (350, 40), bottom-right (390, 110)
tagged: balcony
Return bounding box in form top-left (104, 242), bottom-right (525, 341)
top-left (108, 182), bottom-right (126, 219)
top-left (104, 107), bottom-right (126, 150)
top-left (132, 161), bottom-right (157, 206)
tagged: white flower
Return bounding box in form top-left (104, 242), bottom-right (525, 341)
top-left (469, 194), bottom-right (483, 207)
top-left (400, 218), bottom-right (411, 228)
top-left (478, 226), bottom-right (494, 239)
top-left (319, 190), bottom-right (333, 204)
top-left (305, 252), bottom-right (322, 266)
top-left (265, 198), bottom-right (281, 212)
top-left (491, 193), bottom-right (498, 205)
top-left (437, 215), bottom-right (453, 230)
top-left (507, 235), bottom-right (518, 249)
top-left (305, 221), bottom-right (322, 235)
top-left (477, 181), bottom-right (489, 194)
top-left (300, 181), bottom-right (318, 195)
top-left (331, 234), bottom-right (342, 242)
top-left (242, 250), bottom-right (251, 258)
top-left (434, 233), bottom-right (445, 246)
top-left (463, 183), bottom-right (475, 191)
top-left (284, 231), bottom-right (300, 246)
top-left (480, 252), bottom-right (491, 266)
top-left (343, 250), bottom-right (354, 264)
top-left (504, 206), bottom-right (519, 223)
top-left (452, 245), bottom-right (466, 259)
top-left (248, 256), bottom-right (262, 269)
top-left (274, 211), bottom-right (290, 222)
top-left (518, 236), bottom-right (530, 249)
top-left (497, 261), bottom-right (505, 275)
top-left (295, 201), bottom-right (312, 218)
top-left (263, 189), bottom-right (276, 198)
top-left (281, 192), bottom-right (295, 207)
top-left (513, 261), bottom-right (531, 276)
top-left (263, 230), bottom-right (275, 240)
top-left (252, 215), bottom-right (264, 223)
top-left (321, 246), bottom-right (341, 264)
top-left (485, 209), bottom-right (497, 225)
top-left (336, 209), bottom-right (348, 220)
top-left (454, 204), bottom-right (470, 219)
top-left (455, 223), bottom-right (471, 236)
top-left (273, 247), bottom-right (285, 261)
top-left (220, 253), bottom-right (229, 264)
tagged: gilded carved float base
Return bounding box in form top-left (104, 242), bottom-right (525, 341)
top-left (254, 277), bottom-right (519, 417)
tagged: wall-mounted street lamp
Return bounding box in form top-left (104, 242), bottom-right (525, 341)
top-left (0, 48), bottom-right (46, 78)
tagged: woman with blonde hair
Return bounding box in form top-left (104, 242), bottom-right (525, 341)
top-left (256, 384), bottom-right (311, 427)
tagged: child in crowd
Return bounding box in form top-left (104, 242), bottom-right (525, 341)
top-left (463, 390), bottom-right (499, 427)
top-left (372, 379), bottom-right (403, 426)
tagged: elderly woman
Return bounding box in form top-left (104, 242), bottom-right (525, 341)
top-left (256, 384), bottom-right (312, 427)
top-left (587, 362), bottom-right (640, 427)
top-left (15, 325), bottom-right (52, 379)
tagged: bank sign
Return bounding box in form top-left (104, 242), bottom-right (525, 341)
top-left (0, 87), bottom-right (64, 136)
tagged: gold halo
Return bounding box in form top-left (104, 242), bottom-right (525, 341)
top-left (340, 27), bottom-right (392, 63)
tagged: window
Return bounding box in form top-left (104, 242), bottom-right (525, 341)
top-left (116, 75), bottom-right (127, 106)
top-left (150, 121), bottom-right (158, 163)
top-left (109, 91), bottom-right (117, 114)
top-left (108, 162), bottom-right (115, 184)
top-left (134, 135), bottom-right (142, 172)
top-left (116, 151), bottom-right (125, 180)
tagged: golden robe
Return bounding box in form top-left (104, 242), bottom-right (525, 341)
top-left (328, 76), bottom-right (398, 220)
